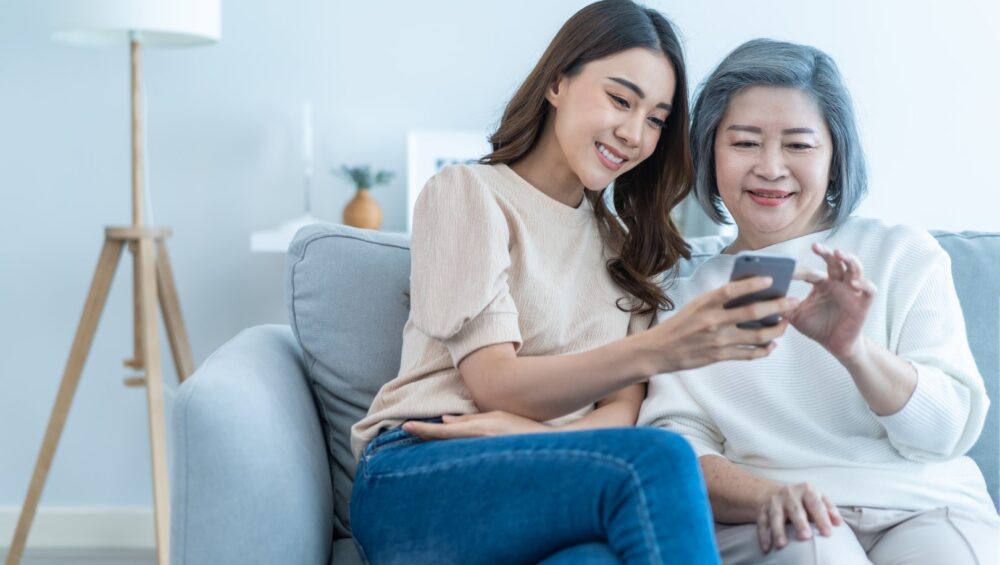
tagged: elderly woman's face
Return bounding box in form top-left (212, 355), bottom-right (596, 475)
top-left (714, 86), bottom-right (833, 249)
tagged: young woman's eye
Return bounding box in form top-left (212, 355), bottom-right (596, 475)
top-left (609, 94), bottom-right (630, 109)
top-left (647, 117), bottom-right (666, 129)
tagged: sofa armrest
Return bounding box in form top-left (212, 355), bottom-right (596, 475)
top-left (171, 324), bottom-right (333, 565)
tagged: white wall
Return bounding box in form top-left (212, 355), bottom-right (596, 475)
top-left (0, 0), bottom-right (997, 542)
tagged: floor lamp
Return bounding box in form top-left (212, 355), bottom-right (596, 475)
top-left (5, 2), bottom-right (220, 564)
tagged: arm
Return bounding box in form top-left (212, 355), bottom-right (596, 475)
top-left (838, 336), bottom-right (917, 416)
top-left (404, 383), bottom-right (646, 440)
top-left (557, 382), bottom-right (645, 430)
top-left (792, 241), bottom-right (986, 460)
top-left (458, 284), bottom-right (797, 422)
top-left (700, 455), bottom-right (781, 523)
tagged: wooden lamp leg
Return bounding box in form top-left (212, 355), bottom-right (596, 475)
top-left (125, 243), bottom-right (144, 371)
top-left (156, 239), bottom-right (194, 383)
top-left (137, 237), bottom-right (170, 565)
top-left (4, 239), bottom-right (125, 565)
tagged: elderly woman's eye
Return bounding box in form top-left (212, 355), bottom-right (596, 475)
top-left (787, 143), bottom-right (813, 150)
top-left (734, 140), bottom-right (759, 148)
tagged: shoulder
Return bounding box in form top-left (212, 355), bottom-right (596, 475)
top-left (836, 216), bottom-right (943, 257)
top-left (421, 163), bottom-right (491, 198)
top-left (833, 217), bottom-right (948, 283)
top-left (417, 163), bottom-right (506, 215)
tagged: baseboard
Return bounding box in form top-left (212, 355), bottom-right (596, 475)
top-left (0, 507), bottom-right (153, 549)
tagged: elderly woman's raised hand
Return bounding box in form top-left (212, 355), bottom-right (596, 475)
top-left (787, 243), bottom-right (877, 359)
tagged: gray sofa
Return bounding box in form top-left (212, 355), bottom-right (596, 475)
top-left (170, 223), bottom-right (999, 565)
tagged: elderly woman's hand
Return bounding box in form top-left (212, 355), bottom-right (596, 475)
top-left (756, 482), bottom-right (843, 553)
top-left (787, 243), bottom-right (877, 359)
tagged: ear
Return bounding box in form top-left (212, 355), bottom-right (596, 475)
top-left (545, 75), bottom-right (568, 108)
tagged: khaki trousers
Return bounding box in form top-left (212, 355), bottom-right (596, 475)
top-left (715, 506), bottom-right (1000, 565)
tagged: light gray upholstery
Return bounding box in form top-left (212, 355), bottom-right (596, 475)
top-left (171, 223), bottom-right (999, 565)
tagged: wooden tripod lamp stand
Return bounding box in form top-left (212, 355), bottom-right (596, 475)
top-left (5, 2), bottom-right (219, 564)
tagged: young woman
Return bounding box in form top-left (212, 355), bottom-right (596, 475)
top-left (640, 38), bottom-right (1000, 564)
top-left (349, 3), bottom-right (797, 563)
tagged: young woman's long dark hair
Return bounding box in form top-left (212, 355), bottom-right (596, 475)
top-left (481, 0), bottom-right (692, 314)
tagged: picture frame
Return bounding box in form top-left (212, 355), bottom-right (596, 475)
top-left (406, 130), bottom-right (492, 232)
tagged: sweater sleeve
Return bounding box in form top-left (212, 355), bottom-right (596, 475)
top-left (876, 230), bottom-right (988, 461)
top-left (640, 372), bottom-right (726, 458)
top-left (409, 166), bottom-right (522, 367)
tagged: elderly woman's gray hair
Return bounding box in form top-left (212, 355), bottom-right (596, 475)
top-left (690, 38), bottom-right (868, 227)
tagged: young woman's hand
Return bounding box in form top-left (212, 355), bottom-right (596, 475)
top-left (756, 482), bottom-right (843, 553)
top-left (787, 243), bottom-right (877, 360)
top-left (644, 276), bottom-right (799, 373)
top-left (402, 411), bottom-right (549, 440)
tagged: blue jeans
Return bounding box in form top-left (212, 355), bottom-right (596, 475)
top-left (350, 424), bottom-right (720, 564)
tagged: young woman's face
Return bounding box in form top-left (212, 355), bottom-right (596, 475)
top-left (548, 48), bottom-right (676, 191)
top-left (714, 86), bottom-right (833, 247)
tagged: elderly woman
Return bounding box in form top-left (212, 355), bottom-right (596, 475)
top-left (638, 39), bottom-right (1000, 564)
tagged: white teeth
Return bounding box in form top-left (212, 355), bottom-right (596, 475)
top-left (598, 143), bottom-right (623, 164)
top-left (751, 191), bottom-right (789, 198)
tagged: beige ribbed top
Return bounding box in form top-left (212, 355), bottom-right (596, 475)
top-left (351, 163), bottom-right (652, 460)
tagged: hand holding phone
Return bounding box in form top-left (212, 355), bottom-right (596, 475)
top-left (723, 253), bottom-right (796, 329)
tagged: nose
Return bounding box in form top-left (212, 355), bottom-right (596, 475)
top-left (614, 113), bottom-right (644, 149)
top-left (753, 144), bottom-right (788, 181)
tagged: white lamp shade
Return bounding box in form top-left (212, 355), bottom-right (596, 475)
top-left (51, 0), bottom-right (221, 47)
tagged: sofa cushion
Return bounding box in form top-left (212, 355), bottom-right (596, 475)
top-left (286, 224), bottom-right (411, 539)
top-left (931, 231), bottom-right (1000, 509)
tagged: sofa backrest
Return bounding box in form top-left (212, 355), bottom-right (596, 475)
top-left (287, 223), bottom-right (1000, 538)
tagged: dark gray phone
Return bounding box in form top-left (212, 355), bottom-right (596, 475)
top-left (723, 253), bottom-right (796, 329)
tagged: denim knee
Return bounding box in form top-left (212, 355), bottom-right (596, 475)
top-left (614, 427), bottom-right (699, 475)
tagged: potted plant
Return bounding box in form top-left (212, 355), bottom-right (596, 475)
top-left (334, 164), bottom-right (393, 230)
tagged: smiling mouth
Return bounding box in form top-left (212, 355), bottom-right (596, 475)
top-left (596, 142), bottom-right (627, 165)
top-left (746, 189), bottom-right (793, 200)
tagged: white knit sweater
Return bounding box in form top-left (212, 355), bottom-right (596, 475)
top-left (639, 217), bottom-right (995, 515)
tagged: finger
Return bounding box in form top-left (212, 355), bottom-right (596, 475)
top-left (757, 513), bottom-right (772, 553)
top-left (793, 267), bottom-right (826, 284)
top-left (402, 421), bottom-right (473, 440)
top-left (717, 341), bottom-right (778, 361)
top-left (812, 243), bottom-right (844, 279)
top-left (802, 488), bottom-right (832, 537)
top-left (823, 495), bottom-right (844, 526)
top-left (715, 276), bottom-right (774, 306)
top-left (723, 296), bottom-right (800, 327)
top-left (849, 278), bottom-right (877, 297)
top-left (836, 250), bottom-right (864, 281)
top-left (734, 319), bottom-right (791, 345)
top-left (785, 496), bottom-right (813, 541)
top-left (769, 504), bottom-right (787, 549)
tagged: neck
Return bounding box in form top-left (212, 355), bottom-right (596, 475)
top-left (509, 113), bottom-right (586, 208)
top-left (727, 224), bottom-right (830, 254)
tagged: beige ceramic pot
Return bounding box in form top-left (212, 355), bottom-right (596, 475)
top-left (342, 189), bottom-right (382, 230)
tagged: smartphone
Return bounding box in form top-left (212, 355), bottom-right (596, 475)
top-left (723, 253), bottom-right (796, 329)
